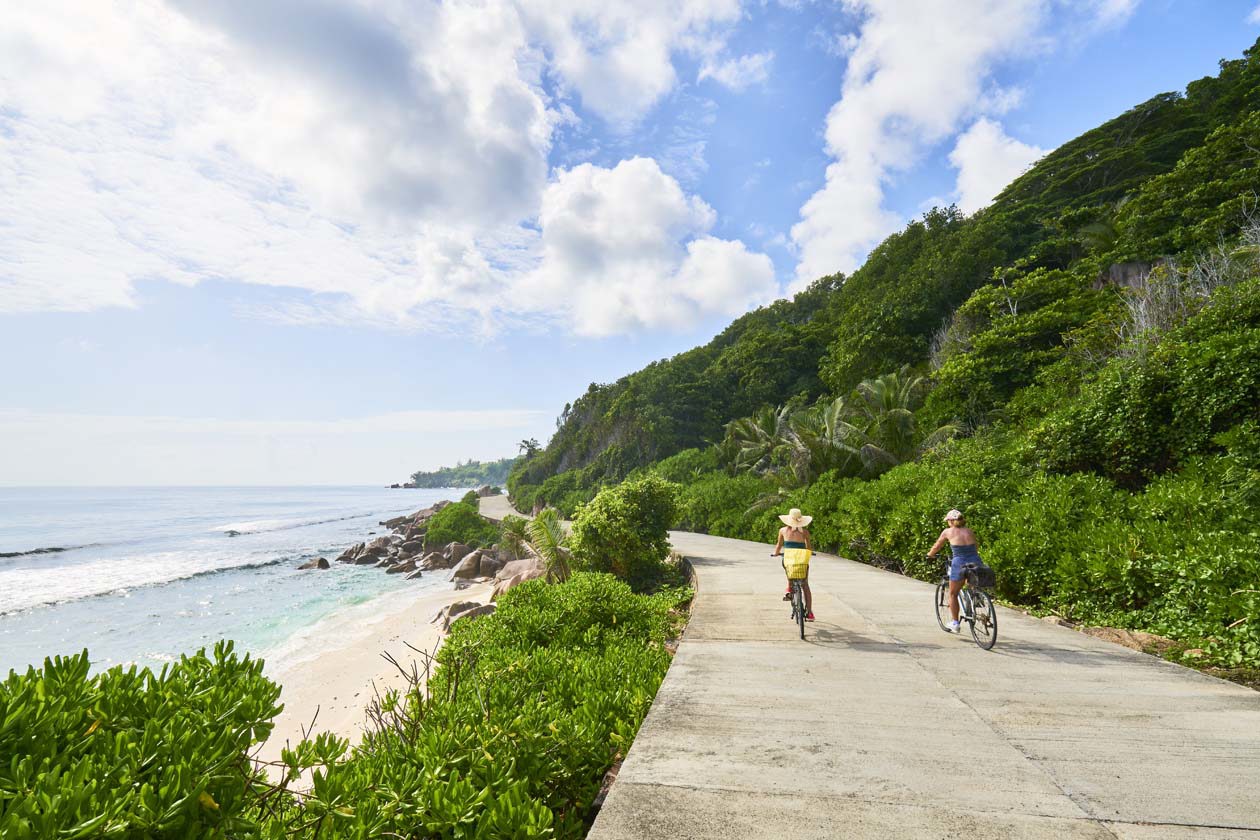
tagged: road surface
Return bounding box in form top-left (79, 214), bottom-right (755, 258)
top-left (586, 529), bottom-right (1260, 839)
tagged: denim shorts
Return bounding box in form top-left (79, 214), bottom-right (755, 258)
top-left (948, 555), bottom-right (968, 582)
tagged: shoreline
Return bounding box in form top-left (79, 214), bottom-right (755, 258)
top-left (256, 579), bottom-right (494, 768)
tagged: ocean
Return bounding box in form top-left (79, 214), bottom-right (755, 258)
top-left (0, 486), bottom-right (462, 676)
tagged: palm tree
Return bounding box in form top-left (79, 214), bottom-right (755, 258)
top-left (725, 405), bottom-right (792, 475)
top-left (526, 508), bottom-right (571, 582)
top-left (498, 510), bottom-right (570, 581)
top-left (849, 367), bottom-right (921, 469)
top-left (726, 366), bottom-right (958, 496)
top-left (782, 396), bottom-right (863, 485)
top-left (498, 515), bottom-right (531, 561)
top-left (518, 438), bottom-right (541, 458)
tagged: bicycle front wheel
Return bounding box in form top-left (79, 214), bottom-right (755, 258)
top-left (796, 587), bottom-right (806, 640)
top-left (969, 590), bottom-right (998, 650)
top-left (934, 582), bottom-right (951, 632)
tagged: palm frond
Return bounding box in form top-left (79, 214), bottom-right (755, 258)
top-left (527, 507), bottom-right (571, 582)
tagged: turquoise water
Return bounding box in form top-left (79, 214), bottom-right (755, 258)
top-left (0, 486), bottom-right (460, 675)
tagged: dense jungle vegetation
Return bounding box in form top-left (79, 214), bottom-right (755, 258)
top-left (409, 456), bottom-right (520, 488)
top-left (509, 40), bottom-right (1260, 673)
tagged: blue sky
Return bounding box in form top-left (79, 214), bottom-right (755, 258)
top-left (1, 0), bottom-right (1257, 485)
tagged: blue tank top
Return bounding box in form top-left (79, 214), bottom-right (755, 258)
top-left (951, 543), bottom-right (980, 561)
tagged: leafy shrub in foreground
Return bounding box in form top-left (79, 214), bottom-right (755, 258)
top-left (0, 642), bottom-right (280, 839)
top-left (570, 475), bottom-right (679, 592)
top-left (271, 574), bottom-right (690, 839)
top-left (424, 500), bottom-right (500, 547)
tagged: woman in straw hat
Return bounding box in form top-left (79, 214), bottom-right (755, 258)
top-left (926, 509), bottom-right (980, 632)
top-left (773, 508), bottom-right (814, 621)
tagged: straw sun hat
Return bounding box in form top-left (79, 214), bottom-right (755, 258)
top-left (779, 508), bottom-right (813, 528)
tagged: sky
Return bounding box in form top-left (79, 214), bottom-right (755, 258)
top-left (1, 0), bottom-right (1257, 485)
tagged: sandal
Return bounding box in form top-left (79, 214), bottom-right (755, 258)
top-left (805, 612), bottom-right (816, 621)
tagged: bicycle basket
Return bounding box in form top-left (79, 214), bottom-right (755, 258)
top-left (782, 547), bottom-right (811, 580)
top-left (964, 561), bottom-right (996, 589)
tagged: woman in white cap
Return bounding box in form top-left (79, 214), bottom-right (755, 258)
top-left (773, 508), bottom-right (814, 621)
top-left (927, 509), bottom-right (980, 632)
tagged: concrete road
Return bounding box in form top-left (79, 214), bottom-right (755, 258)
top-left (588, 531), bottom-right (1260, 839)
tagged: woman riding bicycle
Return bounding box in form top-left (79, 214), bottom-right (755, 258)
top-left (773, 508), bottom-right (814, 622)
top-left (927, 508), bottom-right (980, 632)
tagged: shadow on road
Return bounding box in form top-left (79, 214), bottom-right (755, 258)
top-left (802, 625), bottom-right (898, 651)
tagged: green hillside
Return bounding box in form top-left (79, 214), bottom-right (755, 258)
top-left (510, 40), bottom-right (1260, 674)
top-left (409, 456), bottom-right (519, 488)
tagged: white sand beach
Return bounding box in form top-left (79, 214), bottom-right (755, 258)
top-left (256, 580), bottom-right (494, 769)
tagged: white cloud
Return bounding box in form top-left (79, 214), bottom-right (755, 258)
top-left (790, 0), bottom-right (1048, 287)
top-left (0, 0), bottom-right (772, 335)
top-left (1249, 2), bottom-right (1260, 24)
top-left (699, 51), bottom-right (774, 90)
top-left (516, 0), bottom-right (743, 126)
top-left (788, 0), bottom-right (1141, 289)
top-left (1084, 0), bottom-right (1140, 27)
top-left (0, 409), bottom-right (553, 485)
top-left (949, 118), bottom-right (1046, 213)
top-left (519, 158), bottom-right (777, 335)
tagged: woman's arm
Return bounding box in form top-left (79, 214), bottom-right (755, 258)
top-left (926, 531), bottom-right (949, 557)
top-left (773, 529), bottom-right (784, 555)
top-left (804, 529), bottom-right (813, 551)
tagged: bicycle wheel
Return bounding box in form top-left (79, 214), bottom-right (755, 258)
top-left (969, 590), bottom-right (998, 650)
top-left (794, 584), bottom-right (806, 640)
top-left (934, 582), bottom-right (951, 632)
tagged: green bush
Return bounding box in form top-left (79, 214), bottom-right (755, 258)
top-left (648, 447), bottom-right (722, 483)
top-left (424, 500), bottom-right (499, 548)
top-left (2, 579), bottom-right (693, 839)
top-left (270, 574), bottom-right (690, 839)
top-left (0, 642), bottom-right (280, 839)
top-left (1037, 278), bottom-right (1260, 486)
top-left (570, 476), bottom-right (679, 592)
top-left (460, 489), bottom-right (480, 505)
top-left (673, 471), bottom-right (777, 541)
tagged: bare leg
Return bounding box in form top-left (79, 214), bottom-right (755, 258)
top-left (949, 579), bottom-right (963, 621)
top-left (803, 580), bottom-right (812, 613)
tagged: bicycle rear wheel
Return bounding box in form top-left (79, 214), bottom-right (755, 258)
top-left (934, 582), bottom-right (951, 631)
top-left (969, 590), bottom-right (998, 650)
top-left (794, 583), bottom-right (806, 640)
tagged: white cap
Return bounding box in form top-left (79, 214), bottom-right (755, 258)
top-left (944, 509), bottom-right (964, 522)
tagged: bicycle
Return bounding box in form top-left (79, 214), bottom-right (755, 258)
top-left (934, 558), bottom-right (998, 650)
top-left (773, 552), bottom-right (809, 640)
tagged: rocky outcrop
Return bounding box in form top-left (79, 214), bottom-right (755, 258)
top-left (495, 558), bottom-right (544, 581)
top-left (419, 552), bottom-right (450, 571)
top-left (490, 557), bottom-right (547, 601)
top-left (297, 557), bottom-right (330, 570)
top-left (476, 485), bottom-right (495, 497)
top-left (450, 549), bottom-right (482, 580)
top-left (431, 601), bottom-right (496, 631)
top-left (331, 499), bottom-right (517, 600)
top-left (336, 542), bottom-right (365, 563)
top-left (431, 600), bottom-right (480, 627)
top-left (448, 603), bottom-right (495, 627)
